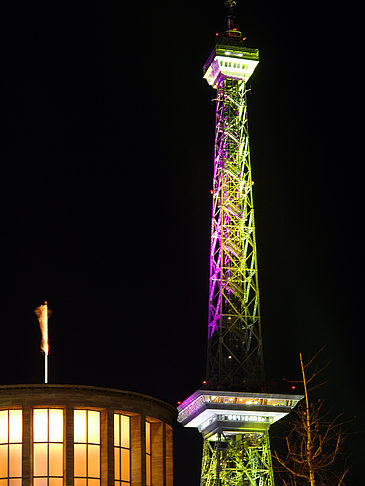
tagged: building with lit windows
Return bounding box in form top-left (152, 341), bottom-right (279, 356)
top-left (0, 384), bottom-right (175, 486)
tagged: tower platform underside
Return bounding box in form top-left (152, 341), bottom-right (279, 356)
top-left (178, 390), bottom-right (302, 439)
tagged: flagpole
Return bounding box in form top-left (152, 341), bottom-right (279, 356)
top-left (45, 352), bottom-right (48, 384)
top-left (44, 301), bottom-right (48, 384)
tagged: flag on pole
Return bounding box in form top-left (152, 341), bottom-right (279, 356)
top-left (35, 301), bottom-right (51, 383)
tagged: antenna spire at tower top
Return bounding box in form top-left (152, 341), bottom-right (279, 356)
top-left (224, 0), bottom-right (241, 39)
top-left (225, 0), bottom-right (237, 13)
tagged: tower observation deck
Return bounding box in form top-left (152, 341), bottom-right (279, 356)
top-left (177, 3), bottom-right (302, 485)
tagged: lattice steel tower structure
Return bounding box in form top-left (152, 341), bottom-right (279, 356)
top-left (177, 2), bottom-right (302, 485)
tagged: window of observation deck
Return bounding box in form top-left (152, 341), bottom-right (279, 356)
top-left (114, 414), bottom-right (130, 485)
top-left (33, 409), bottom-right (63, 486)
top-left (0, 410), bottom-right (22, 486)
top-left (74, 410), bottom-right (100, 486)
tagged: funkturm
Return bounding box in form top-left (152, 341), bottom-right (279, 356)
top-left (177, 2), bottom-right (302, 484)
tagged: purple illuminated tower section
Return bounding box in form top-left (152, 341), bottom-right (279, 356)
top-left (205, 44), bottom-right (263, 389)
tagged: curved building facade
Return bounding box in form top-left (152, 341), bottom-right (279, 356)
top-left (0, 385), bottom-right (175, 486)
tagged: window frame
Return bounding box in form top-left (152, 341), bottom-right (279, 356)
top-left (145, 420), bottom-right (152, 486)
top-left (0, 409), bottom-right (22, 486)
top-left (113, 413), bottom-right (131, 486)
top-left (32, 408), bottom-right (64, 486)
top-left (73, 409), bottom-right (101, 486)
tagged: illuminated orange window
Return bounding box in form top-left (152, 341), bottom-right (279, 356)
top-left (114, 414), bottom-right (130, 485)
top-left (74, 410), bottom-right (100, 486)
top-left (145, 421), bottom-right (151, 486)
top-left (0, 410), bottom-right (22, 486)
top-left (33, 409), bottom-right (63, 486)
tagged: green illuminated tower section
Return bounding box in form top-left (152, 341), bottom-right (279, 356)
top-left (178, 3), bottom-right (302, 485)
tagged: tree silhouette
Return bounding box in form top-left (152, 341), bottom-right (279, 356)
top-left (273, 351), bottom-right (350, 485)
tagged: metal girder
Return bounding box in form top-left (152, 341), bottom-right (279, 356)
top-left (201, 433), bottom-right (274, 486)
top-left (206, 78), bottom-right (264, 388)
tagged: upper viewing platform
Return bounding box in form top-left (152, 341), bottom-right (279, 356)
top-left (203, 33), bottom-right (259, 88)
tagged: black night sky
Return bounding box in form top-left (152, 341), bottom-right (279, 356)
top-left (0, 1), bottom-right (363, 484)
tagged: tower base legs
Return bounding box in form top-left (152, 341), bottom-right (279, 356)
top-left (200, 431), bottom-right (275, 486)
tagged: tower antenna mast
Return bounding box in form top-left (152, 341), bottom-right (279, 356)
top-left (225, 0), bottom-right (237, 32)
top-left (178, 3), bottom-right (303, 484)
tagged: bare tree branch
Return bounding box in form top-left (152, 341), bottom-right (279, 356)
top-left (273, 351), bottom-right (350, 485)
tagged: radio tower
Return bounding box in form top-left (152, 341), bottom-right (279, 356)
top-left (177, 2), bottom-right (302, 484)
